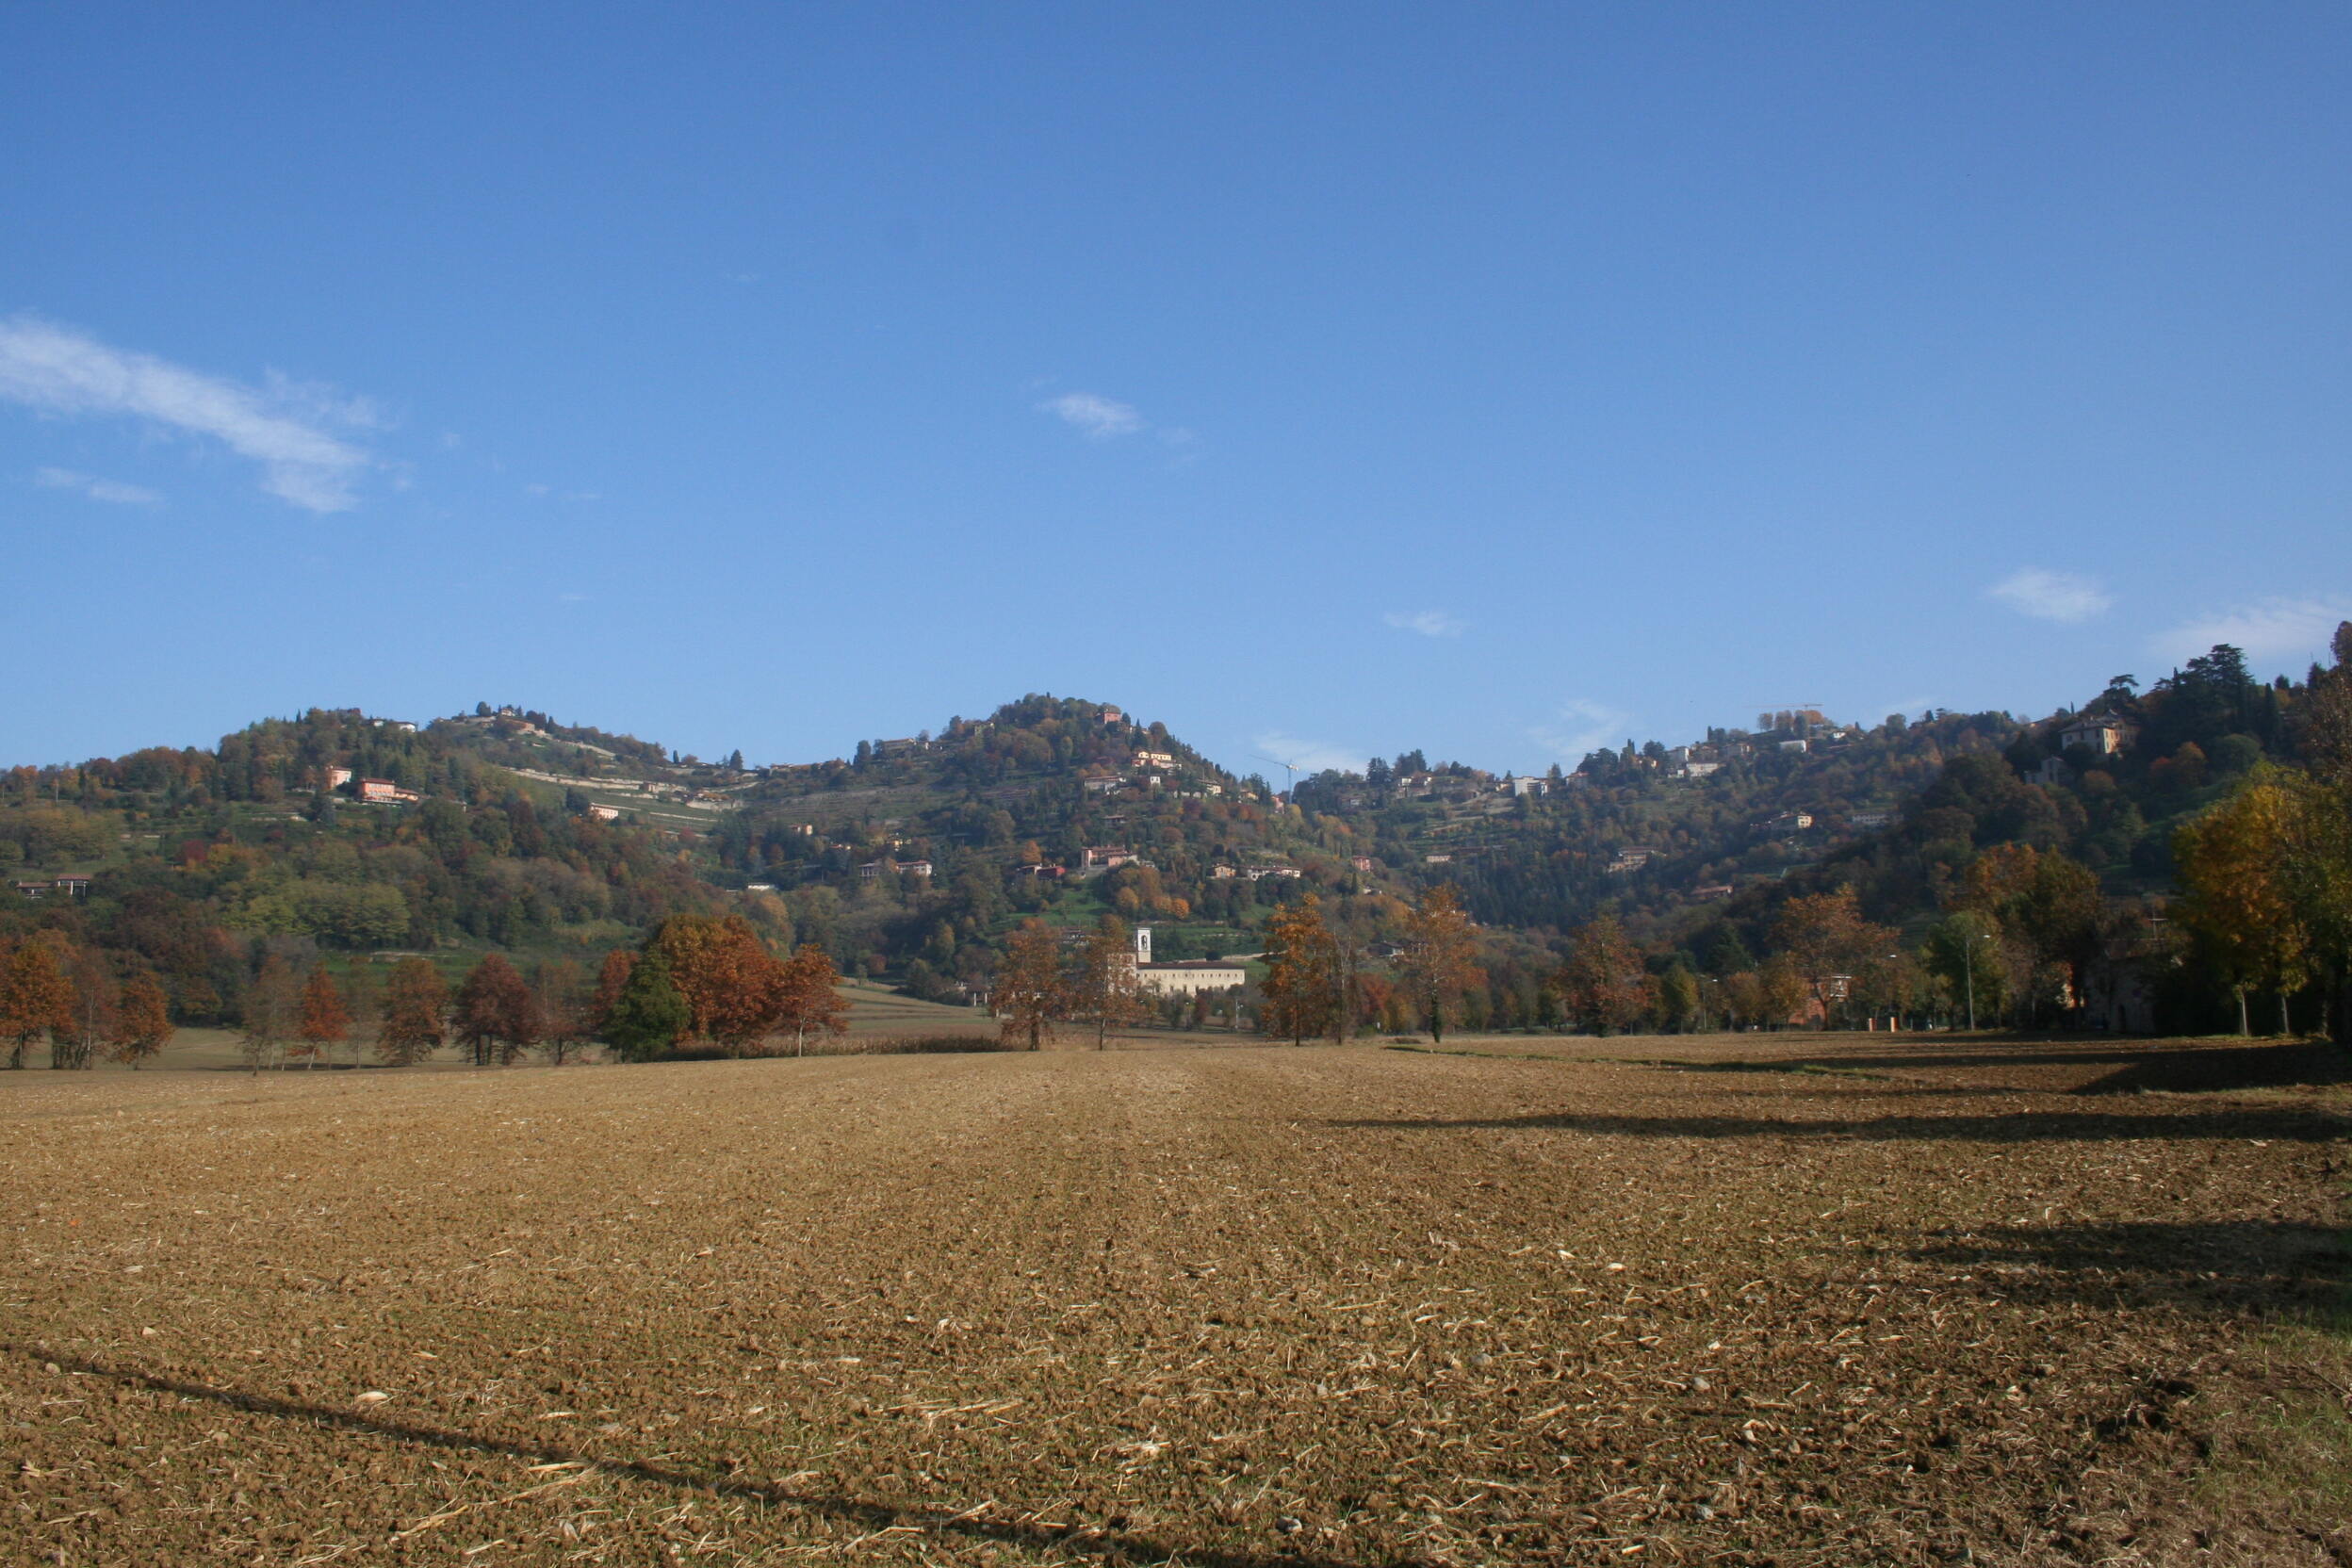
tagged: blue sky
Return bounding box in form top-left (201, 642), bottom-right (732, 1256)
top-left (5, 5), bottom-right (2347, 776)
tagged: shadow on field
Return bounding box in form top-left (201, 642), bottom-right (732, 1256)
top-left (2076, 1041), bottom-right (2352, 1096)
top-left (1330, 1108), bottom-right (2350, 1142)
top-left (1904, 1219), bottom-right (2350, 1319)
top-left (5, 1346), bottom-right (1354, 1568)
top-left (1640, 1040), bottom-right (2352, 1091)
top-left (1649, 1051), bottom-right (2153, 1073)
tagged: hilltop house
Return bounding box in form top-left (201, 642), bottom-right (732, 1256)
top-left (2058, 718), bottom-right (2136, 755)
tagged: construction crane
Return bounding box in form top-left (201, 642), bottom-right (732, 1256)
top-left (1252, 754), bottom-right (1304, 795)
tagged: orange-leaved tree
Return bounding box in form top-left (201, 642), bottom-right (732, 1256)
top-left (646, 914), bottom-right (790, 1054)
top-left (591, 949), bottom-right (636, 1037)
top-left (379, 958), bottom-right (449, 1066)
top-left (455, 952), bottom-right (541, 1066)
top-left (1260, 894), bottom-right (1339, 1045)
top-left (1558, 914), bottom-right (1655, 1037)
top-left (295, 966), bottom-right (351, 1070)
top-left (532, 957), bottom-right (594, 1065)
top-left (1772, 888), bottom-right (1897, 1027)
top-left (993, 920), bottom-right (1067, 1051)
top-left (0, 933), bottom-right (77, 1070)
top-left (1398, 885), bottom-right (1478, 1044)
top-left (777, 944), bottom-right (849, 1056)
top-left (113, 972), bottom-right (174, 1068)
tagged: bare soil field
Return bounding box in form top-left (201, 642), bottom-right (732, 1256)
top-left (3, 1032), bottom-right (2347, 1566)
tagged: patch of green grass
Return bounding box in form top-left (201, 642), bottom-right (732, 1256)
top-left (2188, 1186), bottom-right (2352, 1527)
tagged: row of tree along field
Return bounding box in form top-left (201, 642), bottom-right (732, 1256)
top-left (0, 914), bottom-right (847, 1072)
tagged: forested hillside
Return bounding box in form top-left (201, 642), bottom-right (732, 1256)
top-left (4, 632), bottom-right (2347, 1060)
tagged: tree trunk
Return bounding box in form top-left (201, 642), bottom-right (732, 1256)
top-left (2236, 987), bottom-right (2249, 1037)
top-left (2279, 991), bottom-right (2292, 1038)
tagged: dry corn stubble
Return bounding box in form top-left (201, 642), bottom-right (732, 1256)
top-left (2, 1031), bottom-right (2346, 1565)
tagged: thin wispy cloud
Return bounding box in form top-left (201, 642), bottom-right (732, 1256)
top-left (1038, 391), bottom-right (1145, 439)
top-left (1384, 609), bottom-right (1464, 638)
top-left (2153, 596), bottom-right (2351, 664)
top-left (1987, 567), bottom-right (2112, 624)
top-left (34, 466), bottom-right (160, 506)
top-left (0, 316), bottom-right (372, 513)
top-left (1531, 698), bottom-right (1631, 761)
top-left (1251, 731), bottom-right (1368, 776)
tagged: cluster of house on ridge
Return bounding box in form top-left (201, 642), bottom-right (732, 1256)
top-left (1080, 743), bottom-right (1229, 802)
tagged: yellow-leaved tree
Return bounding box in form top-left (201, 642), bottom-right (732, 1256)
top-left (2174, 776), bottom-right (2309, 1036)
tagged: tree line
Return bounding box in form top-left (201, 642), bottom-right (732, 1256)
top-left (0, 913), bottom-right (849, 1071)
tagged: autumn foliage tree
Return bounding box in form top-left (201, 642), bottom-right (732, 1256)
top-left (0, 933), bottom-right (75, 1070)
top-left (294, 966), bottom-right (351, 1070)
top-left (113, 972), bottom-right (174, 1066)
top-left (1070, 918), bottom-right (1144, 1050)
top-left (592, 949), bottom-right (635, 1032)
top-left (646, 913), bottom-right (792, 1054)
top-left (1398, 885), bottom-right (1478, 1043)
top-left (532, 957), bottom-right (594, 1065)
top-left (53, 947), bottom-right (114, 1070)
top-left (378, 956), bottom-right (449, 1066)
top-left (2175, 776), bottom-right (2310, 1035)
top-left (1772, 888), bottom-right (1897, 1027)
top-left (776, 944), bottom-right (849, 1054)
top-left (455, 952), bottom-right (541, 1066)
top-left (993, 920), bottom-right (1067, 1051)
top-left (1558, 914), bottom-right (1656, 1037)
top-left (1260, 894), bottom-right (1339, 1045)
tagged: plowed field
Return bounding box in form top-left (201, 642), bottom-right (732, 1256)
top-left (5, 1034), bottom-right (2347, 1566)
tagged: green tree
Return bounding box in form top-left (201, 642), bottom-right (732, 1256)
top-left (1923, 911), bottom-right (2006, 1029)
top-left (603, 950), bottom-right (690, 1061)
top-left (1656, 963), bottom-right (1701, 1032)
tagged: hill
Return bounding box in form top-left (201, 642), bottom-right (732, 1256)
top-left (4, 629), bottom-right (2346, 1045)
